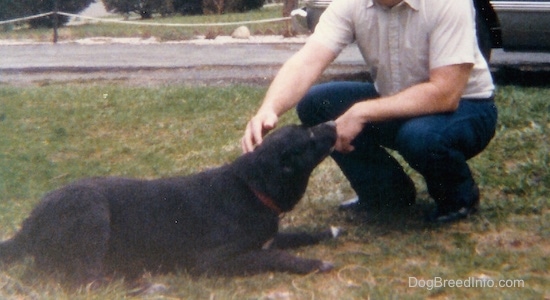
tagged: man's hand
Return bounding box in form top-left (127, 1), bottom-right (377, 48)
top-left (334, 104), bottom-right (365, 153)
top-left (241, 111), bottom-right (279, 153)
top-left (240, 40), bottom-right (336, 153)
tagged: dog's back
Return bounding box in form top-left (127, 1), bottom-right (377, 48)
top-left (0, 167), bottom-right (279, 279)
top-left (0, 237), bottom-right (25, 264)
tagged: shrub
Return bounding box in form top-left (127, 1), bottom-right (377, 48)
top-left (0, 0), bottom-right (22, 22)
top-left (103, 0), bottom-right (264, 18)
top-left (172, 0), bottom-right (203, 15)
top-left (202, 0), bottom-right (264, 14)
top-left (0, 0), bottom-right (94, 28)
top-left (103, 0), bottom-right (175, 18)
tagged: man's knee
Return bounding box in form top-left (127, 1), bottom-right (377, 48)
top-left (297, 82), bottom-right (378, 126)
top-left (296, 93), bottom-right (320, 126)
top-left (396, 121), bottom-right (447, 171)
top-left (296, 84), bottom-right (339, 126)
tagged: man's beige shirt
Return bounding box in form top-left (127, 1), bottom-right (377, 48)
top-left (311, 0), bottom-right (494, 98)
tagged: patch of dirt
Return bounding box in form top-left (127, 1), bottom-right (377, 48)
top-left (473, 229), bottom-right (547, 255)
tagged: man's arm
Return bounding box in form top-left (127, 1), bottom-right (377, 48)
top-left (241, 40), bottom-right (337, 152)
top-left (335, 63), bottom-right (473, 153)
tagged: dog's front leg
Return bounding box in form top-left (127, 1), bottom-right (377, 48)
top-left (268, 226), bottom-right (341, 249)
top-left (208, 249), bottom-right (333, 275)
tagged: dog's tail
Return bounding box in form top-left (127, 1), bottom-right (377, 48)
top-left (0, 234), bottom-right (28, 265)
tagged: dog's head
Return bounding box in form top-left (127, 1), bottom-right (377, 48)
top-left (258, 121), bottom-right (337, 175)
top-left (241, 121), bottom-right (337, 212)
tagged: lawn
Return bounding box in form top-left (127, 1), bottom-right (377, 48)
top-left (0, 82), bottom-right (548, 299)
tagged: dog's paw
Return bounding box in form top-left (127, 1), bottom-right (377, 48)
top-left (330, 226), bottom-right (341, 238)
top-left (316, 226), bottom-right (343, 242)
top-left (318, 261), bottom-right (334, 273)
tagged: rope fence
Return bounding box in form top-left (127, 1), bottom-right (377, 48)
top-left (0, 12), bottom-right (57, 26)
top-left (0, 11), bottom-right (292, 43)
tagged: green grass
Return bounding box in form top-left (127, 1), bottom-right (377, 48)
top-left (0, 83), bottom-right (549, 299)
top-left (0, 6), bottom-right (291, 42)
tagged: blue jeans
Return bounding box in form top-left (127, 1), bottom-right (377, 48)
top-left (296, 82), bottom-right (498, 210)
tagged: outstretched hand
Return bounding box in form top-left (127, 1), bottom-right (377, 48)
top-left (241, 111), bottom-right (279, 153)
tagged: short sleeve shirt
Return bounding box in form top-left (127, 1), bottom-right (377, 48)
top-left (310, 0), bottom-right (494, 98)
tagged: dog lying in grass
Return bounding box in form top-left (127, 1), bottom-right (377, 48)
top-left (0, 122), bottom-right (338, 288)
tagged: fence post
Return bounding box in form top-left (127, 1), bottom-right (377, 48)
top-left (53, 0), bottom-right (59, 43)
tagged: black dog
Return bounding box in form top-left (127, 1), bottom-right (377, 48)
top-left (0, 122), bottom-right (338, 286)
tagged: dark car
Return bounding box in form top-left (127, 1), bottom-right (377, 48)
top-left (292, 0), bottom-right (550, 61)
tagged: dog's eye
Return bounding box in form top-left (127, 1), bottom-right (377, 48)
top-left (281, 145), bottom-right (305, 163)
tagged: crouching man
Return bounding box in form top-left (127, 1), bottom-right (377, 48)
top-left (242, 0), bottom-right (497, 223)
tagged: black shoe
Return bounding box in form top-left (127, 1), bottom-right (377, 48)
top-left (425, 185), bottom-right (480, 224)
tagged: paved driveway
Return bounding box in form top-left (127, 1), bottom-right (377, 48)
top-left (1, 39), bottom-right (549, 86)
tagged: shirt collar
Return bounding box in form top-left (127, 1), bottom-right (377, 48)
top-left (404, 0), bottom-right (420, 11)
top-left (366, 0), bottom-right (420, 11)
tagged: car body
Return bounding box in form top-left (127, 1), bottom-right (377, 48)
top-left (291, 0), bottom-right (550, 60)
top-left (490, 0), bottom-right (550, 51)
